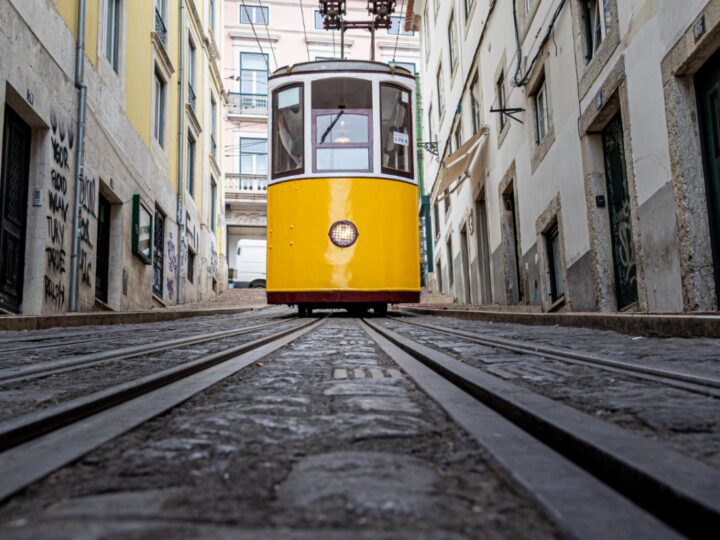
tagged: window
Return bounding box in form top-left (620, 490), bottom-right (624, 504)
top-left (433, 203), bottom-right (440, 238)
top-left (272, 84), bottom-right (304, 177)
top-left (546, 222), bottom-right (564, 302)
top-left (453, 122), bottom-right (462, 152)
top-left (497, 71), bottom-right (507, 130)
top-left (525, 0), bottom-right (534, 15)
top-left (390, 61), bottom-right (416, 74)
top-left (210, 178), bottom-right (217, 232)
top-left (433, 0), bottom-right (439, 17)
top-left (470, 73), bottom-right (481, 134)
top-left (437, 64), bottom-right (445, 115)
top-left (187, 249), bottom-right (195, 284)
top-left (381, 84), bottom-right (413, 178)
top-left (388, 16), bottom-right (414, 36)
top-left (428, 103), bottom-right (434, 144)
top-left (209, 0), bottom-right (216, 33)
top-left (188, 38), bottom-right (197, 110)
top-left (153, 70), bottom-right (166, 147)
top-left (240, 52), bottom-right (268, 96)
top-left (314, 10), bottom-right (324, 29)
top-left (103, 0), bottom-right (121, 72)
top-left (240, 138), bottom-right (268, 175)
top-left (312, 78), bottom-right (372, 173)
top-left (423, 4), bottom-right (430, 59)
top-left (464, 0), bottom-right (474, 17)
top-left (154, 0), bottom-right (167, 46)
top-left (210, 94), bottom-right (217, 157)
top-left (187, 132), bottom-right (196, 197)
top-left (240, 5), bottom-right (269, 25)
top-left (581, 0), bottom-right (611, 61)
top-left (443, 189), bottom-right (451, 213)
top-left (152, 207), bottom-right (164, 298)
top-left (437, 261), bottom-right (443, 292)
top-left (446, 238), bottom-right (454, 287)
top-left (533, 78), bottom-right (549, 143)
top-left (448, 13), bottom-right (457, 69)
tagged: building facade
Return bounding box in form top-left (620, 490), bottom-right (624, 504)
top-left (223, 0), bottom-right (420, 282)
top-left (0, 0), bottom-right (226, 314)
top-left (411, 0), bottom-right (720, 313)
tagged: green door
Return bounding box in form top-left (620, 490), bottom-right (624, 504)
top-left (696, 50), bottom-right (720, 304)
top-left (602, 113), bottom-right (638, 310)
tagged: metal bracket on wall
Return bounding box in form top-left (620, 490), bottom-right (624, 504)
top-left (489, 107), bottom-right (525, 124)
top-left (418, 140), bottom-right (439, 157)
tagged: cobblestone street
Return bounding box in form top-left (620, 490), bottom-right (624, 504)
top-left (0, 309), bottom-right (718, 538)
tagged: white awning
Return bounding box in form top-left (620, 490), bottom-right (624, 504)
top-left (432, 126), bottom-right (488, 202)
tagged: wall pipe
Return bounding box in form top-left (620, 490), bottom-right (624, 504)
top-left (69, 0), bottom-right (88, 312)
top-left (176, 0), bottom-right (186, 305)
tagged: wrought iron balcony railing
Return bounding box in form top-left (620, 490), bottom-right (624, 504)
top-left (228, 93), bottom-right (268, 116)
top-left (154, 9), bottom-right (167, 48)
top-left (210, 134), bottom-right (217, 158)
top-left (225, 173), bottom-right (268, 194)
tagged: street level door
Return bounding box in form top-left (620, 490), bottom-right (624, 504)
top-left (0, 107), bottom-right (31, 313)
top-left (475, 196), bottom-right (492, 304)
top-left (602, 113), bottom-right (638, 310)
top-left (460, 225), bottom-right (472, 304)
top-left (696, 49), bottom-right (720, 304)
top-left (95, 194), bottom-right (111, 303)
top-left (502, 186), bottom-right (522, 304)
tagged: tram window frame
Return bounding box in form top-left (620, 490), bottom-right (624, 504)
top-left (271, 83), bottom-right (305, 179)
top-left (380, 82), bottom-right (415, 179)
top-left (311, 78), bottom-right (374, 174)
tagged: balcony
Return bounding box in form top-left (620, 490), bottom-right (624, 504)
top-left (228, 93), bottom-right (268, 116)
top-left (188, 83), bottom-right (197, 111)
top-left (210, 134), bottom-right (217, 159)
top-left (154, 9), bottom-right (168, 48)
top-left (225, 173), bottom-right (268, 198)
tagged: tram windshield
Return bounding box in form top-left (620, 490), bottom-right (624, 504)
top-left (380, 84), bottom-right (413, 178)
top-left (312, 78), bottom-right (373, 173)
top-left (272, 85), bottom-right (304, 176)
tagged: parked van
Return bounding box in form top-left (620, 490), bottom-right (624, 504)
top-left (232, 239), bottom-right (266, 288)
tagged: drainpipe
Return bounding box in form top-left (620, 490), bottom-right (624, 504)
top-left (176, 0), bottom-right (186, 305)
top-left (415, 74), bottom-right (433, 282)
top-left (69, 0), bottom-right (88, 312)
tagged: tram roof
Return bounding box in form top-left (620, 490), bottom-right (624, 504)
top-left (270, 60), bottom-right (415, 80)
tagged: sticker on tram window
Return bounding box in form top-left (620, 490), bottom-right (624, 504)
top-left (393, 131), bottom-right (409, 146)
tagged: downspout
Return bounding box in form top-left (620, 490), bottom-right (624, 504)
top-left (69, 0), bottom-right (88, 312)
top-left (176, 0), bottom-right (186, 304)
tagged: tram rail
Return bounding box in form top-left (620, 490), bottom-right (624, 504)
top-left (361, 318), bottom-right (720, 538)
top-left (0, 315), bottom-right (325, 501)
top-left (391, 314), bottom-right (720, 398)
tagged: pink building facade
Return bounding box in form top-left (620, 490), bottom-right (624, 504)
top-left (222, 1), bottom-right (420, 283)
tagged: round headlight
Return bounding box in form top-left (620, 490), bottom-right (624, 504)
top-left (329, 220), bottom-right (358, 247)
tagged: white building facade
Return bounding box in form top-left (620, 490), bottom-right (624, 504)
top-left (411, 0), bottom-right (720, 313)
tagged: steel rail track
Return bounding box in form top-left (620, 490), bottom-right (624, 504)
top-left (0, 319), bottom-right (295, 385)
top-left (0, 316), bottom-right (326, 501)
top-left (362, 318), bottom-right (720, 539)
top-left (393, 315), bottom-right (720, 398)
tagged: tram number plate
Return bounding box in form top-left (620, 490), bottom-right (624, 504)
top-left (393, 131), bottom-right (409, 146)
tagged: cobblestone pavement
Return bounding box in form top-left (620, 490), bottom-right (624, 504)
top-left (0, 317), bottom-right (560, 539)
top-left (382, 315), bottom-right (720, 469)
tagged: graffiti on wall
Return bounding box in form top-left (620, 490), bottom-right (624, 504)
top-left (166, 232), bottom-right (177, 299)
top-left (78, 175), bottom-right (96, 290)
top-left (45, 110), bottom-right (73, 310)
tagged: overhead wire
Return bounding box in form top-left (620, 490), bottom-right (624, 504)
top-left (298, 0), bottom-right (311, 61)
top-left (239, 0), bottom-right (270, 72)
top-left (256, 0), bottom-right (278, 70)
top-left (392, 0), bottom-right (407, 62)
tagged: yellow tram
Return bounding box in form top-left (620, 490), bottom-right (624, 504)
top-left (266, 61), bottom-right (421, 315)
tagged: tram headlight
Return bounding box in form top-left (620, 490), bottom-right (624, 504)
top-left (329, 220), bottom-right (358, 247)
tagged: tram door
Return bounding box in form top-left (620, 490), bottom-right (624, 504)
top-left (602, 113), bottom-right (638, 310)
top-left (696, 49), bottom-right (720, 304)
top-left (0, 107), bottom-right (31, 313)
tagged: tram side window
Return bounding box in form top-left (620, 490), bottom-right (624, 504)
top-left (381, 84), bottom-right (413, 178)
top-left (272, 85), bottom-right (304, 177)
top-left (312, 78), bottom-right (373, 173)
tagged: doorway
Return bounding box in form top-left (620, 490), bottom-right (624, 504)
top-left (95, 194), bottom-right (111, 303)
top-left (602, 113), bottom-right (638, 310)
top-left (501, 183), bottom-right (522, 304)
top-left (475, 195), bottom-right (492, 304)
top-left (459, 225), bottom-right (472, 304)
top-left (0, 107), bottom-right (31, 313)
top-left (696, 49), bottom-right (720, 304)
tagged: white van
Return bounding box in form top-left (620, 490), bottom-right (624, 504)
top-left (232, 239), bottom-right (267, 288)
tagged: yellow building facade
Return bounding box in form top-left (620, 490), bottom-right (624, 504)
top-left (0, 0), bottom-right (226, 314)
